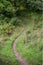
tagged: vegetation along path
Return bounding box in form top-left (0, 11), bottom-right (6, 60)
top-left (13, 25), bottom-right (29, 65)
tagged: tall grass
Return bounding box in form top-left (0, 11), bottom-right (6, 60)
top-left (16, 13), bottom-right (43, 65)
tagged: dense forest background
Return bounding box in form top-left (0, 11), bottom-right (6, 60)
top-left (0, 0), bottom-right (42, 17)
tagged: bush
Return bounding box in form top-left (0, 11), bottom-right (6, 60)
top-left (10, 17), bottom-right (22, 26)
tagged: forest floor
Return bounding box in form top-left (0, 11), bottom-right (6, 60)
top-left (13, 24), bottom-right (29, 65)
top-left (0, 13), bottom-right (42, 65)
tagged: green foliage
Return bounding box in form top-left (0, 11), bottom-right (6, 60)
top-left (0, 0), bottom-right (42, 65)
top-left (0, 0), bottom-right (16, 18)
top-left (0, 26), bottom-right (24, 65)
top-left (26, 0), bottom-right (42, 11)
top-left (16, 13), bottom-right (43, 65)
top-left (10, 17), bottom-right (22, 26)
top-left (0, 0), bottom-right (42, 18)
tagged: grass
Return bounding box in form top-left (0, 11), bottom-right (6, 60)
top-left (0, 23), bottom-right (24, 65)
top-left (0, 12), bottom-right (43, 65)
top-left (16, 13), bottom-right (43, 65)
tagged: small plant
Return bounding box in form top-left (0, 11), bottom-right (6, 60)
top-left (26, 31), bottom-right (31, 34)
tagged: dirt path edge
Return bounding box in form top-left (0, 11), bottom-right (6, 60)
top-left (13, 26), bottom-right (29, 65)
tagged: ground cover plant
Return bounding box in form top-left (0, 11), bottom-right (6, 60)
top-left (0, 24), bottom-right (24, 65)
top-left (16, 13), bottom-right (43, 65)
top-left (0, 0), bottom-right (43, 65)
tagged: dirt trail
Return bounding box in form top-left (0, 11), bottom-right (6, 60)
top-left (13, 24), bottom-right (29, 65)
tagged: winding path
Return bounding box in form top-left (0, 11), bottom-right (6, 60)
top-left (13, 24), bottom-right (29, 65)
